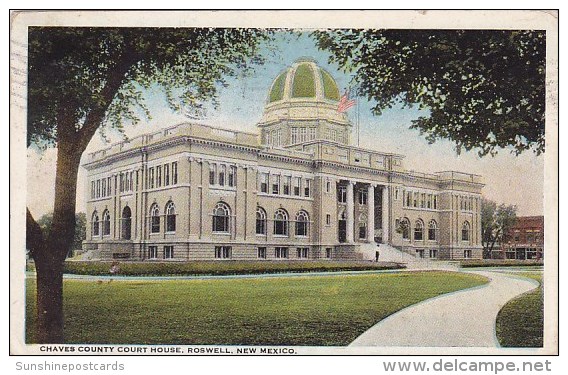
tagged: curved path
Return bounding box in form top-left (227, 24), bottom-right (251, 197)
top-left (350, 270), bottom-right (539, 347)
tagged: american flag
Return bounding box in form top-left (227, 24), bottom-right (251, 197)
top-left (337, 89), bottom-right (356, 113)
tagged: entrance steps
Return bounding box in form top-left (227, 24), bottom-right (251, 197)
top-left (357, 243), bottom-right (460, 271)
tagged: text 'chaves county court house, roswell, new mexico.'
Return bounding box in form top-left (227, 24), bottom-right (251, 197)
top-left (82, 58), bottom-right (484, 261)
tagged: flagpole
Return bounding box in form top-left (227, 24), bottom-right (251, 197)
top-left (356, 88), bottom-right (360, 147)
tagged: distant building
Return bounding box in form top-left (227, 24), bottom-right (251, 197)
top-left (492, 216), bottom-right (544, 260)
top-left (82, 58), bottom-right (484, 261)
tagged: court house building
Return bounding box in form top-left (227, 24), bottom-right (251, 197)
top-left (82, 58), bottom-right (484, 261)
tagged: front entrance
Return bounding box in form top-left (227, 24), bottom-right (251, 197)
top-left (338, 219), bottom-right (347, 243)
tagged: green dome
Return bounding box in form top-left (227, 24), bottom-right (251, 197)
top-left (267, 58), bottom-right (341, 103)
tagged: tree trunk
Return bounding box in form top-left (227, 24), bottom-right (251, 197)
top-left (29, 139), bottom-right (82, 343)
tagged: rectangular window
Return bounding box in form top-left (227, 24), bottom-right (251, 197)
top-left (91, 181), bottom-right (95, 199)
top-left (326, 214), bottom-right (331, 225)
top-left (464, 250), bottom-right (472, 259)
top-left (219, 165), bottom-right (226, 186)
top-left (228, 166), bottom-right (236, 187)
top-left (326, 180), bottom-right (331, 193)
top-left (413, 192), bottom-right (418, 207)
top-left (257, 247), bottom-right (267, 259)
top-left (294, 177), bottom-right (301, 196)
top-left (304, 179), bottom-right (312, 197)
top-left (130, 171), bottom-right (134, 191)
top-left (156, 166), bottom-right (162, 187)
top-left (283, 176), bottom-right (291, 195)
top-left (433, 195), bottom-right (437, 209)
top-left (429, 249), bottom-right (438, 258)
top-left (260, 173), bottom-right (269, 193)
top-left (172, 162), bottom-right (178, 185)
top-left (358, 190), bottom-right (368, 205)
top-left (272, 175), bottom-right (280, 195)
top-left (164, 164), bottom-right (170, 186)
top-left (164, 245), bottom-right (174, 259)
top-left (102, 179), bottom-right (106, 197)
top-left (209, 164), bottom-right (217, 185)
top-left (275, 247), bottom-right (289, 259)
top-left (215, 246), bottom-right (232, 259)
top-left (119, 173), bottom-right (124, 193)
top-left (421, 193), bottom-right (426, 208)
top-left (338, 187), bottom-right (347, 203)
top-left (325, 247), bottom-right (332, 259)
top-left (296, 247), bottom-right (309, 259)
top-left (96, 180), bottom-right (101, 198)
top-left (148, 167), bottom-right (155, 189)
top-left (148, 246), bottom-right (158, 259)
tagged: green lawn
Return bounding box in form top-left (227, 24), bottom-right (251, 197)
top-left (496, 273), bottom-right (543, 347)
top-left (26, 271), bottom-right (487, 346)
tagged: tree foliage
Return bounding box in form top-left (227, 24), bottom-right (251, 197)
top-left (313, 29), bottom-right (545, 156)
top-left (481, 198), bottom-right (518, 258)
top-left (36, 212), bottom-right (86, 252)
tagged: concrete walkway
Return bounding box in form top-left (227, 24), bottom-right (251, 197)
top-left (350, 270), bottom-right (540, 347)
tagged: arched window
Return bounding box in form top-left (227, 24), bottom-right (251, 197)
top-left (102, 209), bottom-right (111, 236)
top-left (274, 208), bottom-right (289, 236)
top-left (400, 218), bottom-right (410, 240)
top-left (462, 221), bottom-right (471, 241)
top-left (295, 210), bottom-right (309, 237)
top-left (165, 201), bottom-right (176, 232)
top-left (121, 206), bottom-right (131, 240)
top-left (256, 207), bottom-right (267, 235)
top-left (212, 202), bottom-right (231, 233)
top-left (428, 220), bottom-right (437, 241)
top-left (414, 220), bottom-right (424, 241)
top-left (150, 204), bottom-right (160, 233)
top-left (92, 211), bottom-right (100, 237)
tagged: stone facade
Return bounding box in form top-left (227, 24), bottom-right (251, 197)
top-left (83, 58), bottom-right (484, 261)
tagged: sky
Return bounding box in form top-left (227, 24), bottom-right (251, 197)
top-left (26, 32), bottom-right (545, 219)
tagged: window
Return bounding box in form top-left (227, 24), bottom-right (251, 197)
top-left (148, 246), bottom-right (158, 259)
top-left (359, 222), bottom-right (367, 239)
top-left (215, 246), bottom-right (232, 259)
top-left (165, 201), bottom-right (176, 232)
top-left (464, 250), bottom-right (472, 259)
top-left (427, 194), bottom-right (432, 209)
top-left (413, 192), bottom-right (418, 207)
top-left (228, 166), bottom-right (236, 187)
top-left (257, 247), bottom-right (267, 259)
top-left (272, 175), bottom-right (280, 195)
top-left (150, 204), bottom-right (160, 233)
top-left (274, 209), bottom-right (289, 236)
top-left (358, 190), bottom-right (368, 205)
top-left (400, 218), bottom-right (410, 240)
top-left (256, 207), bottom-right (267, 235)
top-left (428, 220), bottom-right (437, 241)
top-left (416, 249), bottom-right (425, 258)
top-left (295, 211), bottom-right (309, 237)
top-left (304, 179), bottom-right (312, 197)
top-left (156, 165), bottom-right (162, 187)
top-left (326, 214), bottom-right (331, 225)
top-left (121, 206), bottom-right (131, 240)
top-left (406, 191), bottom-right (412, 207)
top-left (164, 246), bottom-right (174, 259)
top-left (326, 180), bottom-right (331, 193)
top-left (92, 211), bottom-right (100, 236)
top-left (462, 221), bottom-right (471, 241)
top-left (420, 193), bottom-right (426, 208)
top-left (172, 162), bottom-right (178, 185)
top-left (297, 247), bottom-right (309, 258)
top-left (325, 248), bottom-right (332, 259)
top-left (209, 163), bottom-right (217, 185)
top-left (294, 177), bottom-right (301, 196)
top-left (275, 247), bottom-right (289, 259)
top-left (338, 186), bottom-right (347, 203)
top-left (414, 220), bottom-right (424, 241)
top-left (260, 173), bottom-right (269, 193)
top-left (429, 249), bottom-right (438, 258)
top-left (212, 202), bottom-right (231, 233)
top-left (164, 164), bottom-right (170, 186)
top-left (102, 209), bottom-right (111, 236)
top-left (102, 179), bottom-right (106, 197)
top-left (91, 181), bottom-right (95, 199)
top-left (148, 167), bottom-right (155, 189)
top-left (283, 176), bottom-right (291, 195)
top-left (219, 165), bottom-right (226, 186)
top-left (433, 195), bottom-right (438, 209)
top-left (96, 180), bottom-right (101, 198)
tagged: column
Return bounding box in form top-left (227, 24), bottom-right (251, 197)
top-left (382, 186), bottom-right (389, 244)
top-left (367, 184), bottom-right (375, 242)
top-left (346, 181), bottom-right (354, 243)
